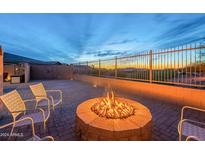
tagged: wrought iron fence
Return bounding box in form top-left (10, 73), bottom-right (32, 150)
top-left (73, 42), bottom-right (205, 88)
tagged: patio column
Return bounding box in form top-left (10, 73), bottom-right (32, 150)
top-left (24, 63), bottom-right (30, 83)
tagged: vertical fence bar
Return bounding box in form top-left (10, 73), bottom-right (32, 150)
top-left (186, 44), bottom-right (188, 84)
top-left (170, 48), bottom-right (172, 82)
top-left (194, 43), bottom-right (197, 85)
top-left (143, 55), bottom-right (146, 80)
top-left (147, 52), bottom-right (149, 80)
top-left (78, 62), bottom-right (80, 74)
top-left (137, 56), bottom-right (139, 79)
top-left (174, 47), bottom-right (176, 83)
top-left (86, 61), bottom-right (89, 75)
top-left (178, 46), bottom-right (180, 83)
top-left (164, 50), bottom-right (166, 82)
top-left (153, 52), bottom-right (155, 81)
top-left (161, 49), bottom-right (163, 82)
top-left (139, 55), bottom-right (141, 79)
top-left (115, 56), bottom-right (118, 78)
top-left (149, 50), bottom-right (153, 83)
top-left (199, 43), bottom-right (202, 85)
top-left (190, 44), bottom-right (192, 85)
top-left (143, 54), bottom-right (145, 80)
top-left (158, 50), bottom-right (160, 81)
top-left (167, 49), bottom-right (169, 82)
top-left (181, 46), bottom-right (184, 83)
top-left (99, 59), bottom-right (101, 77)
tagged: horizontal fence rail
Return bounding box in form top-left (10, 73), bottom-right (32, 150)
top-left (73, 42), bottom-right (205, 88)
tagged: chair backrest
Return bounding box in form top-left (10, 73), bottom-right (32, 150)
top-left (30, 83), bottom-right (47, 100)
top-left (0, 90), bottom-right (26, 119)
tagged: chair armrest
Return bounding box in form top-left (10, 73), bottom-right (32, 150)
top-left (23, 99), bottom-right (37, 103)
top-left (0, 122), bottom-right (15, 129)
top-left (180, 106), bottom-right (205, 121)
top-left (46, 89), bottom-right (62, 93)
top-left (15, 117), bottom-right (36, 136)
top-left (46, 90), bottom-right (63, 105)
top-left (178, 118), bottom-right (205, 139)
top-left (34, 96), bottom-right (51, 122)
top-left (46, 90), bottom-right (62, 98)
top-left (0, 117), bottom-right (36, 137)
top-left (35, 96), bottom-right (51, 111)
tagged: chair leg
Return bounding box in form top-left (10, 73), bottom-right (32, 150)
top-left (35, 101), bottom-right (39, 110)
top-left (8, 124), bottom-right (15, 140)
top-left (43, 119), bottom-right (47, 134)
top-left (60, 101), bottom-right (63, 112)
top-left (179, 132), bottom-right (182, 141)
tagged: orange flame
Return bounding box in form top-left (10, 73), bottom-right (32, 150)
top-left (91, 91), bottom-right (135, 119)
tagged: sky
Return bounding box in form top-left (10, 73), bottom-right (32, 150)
top-left (0, 13), bottom-right (205, 63)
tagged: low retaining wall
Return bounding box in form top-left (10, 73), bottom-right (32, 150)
top-left (74, 75), bottom-right (205, 109)
top-left (31, 64), bottom-right (73, 80)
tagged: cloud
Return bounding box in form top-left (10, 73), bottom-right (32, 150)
top-left (107, 38), bottom-right (138, 45)
top-left (84, 49), bottom-right (129, 57)
top-left (95, 50), bottom-right (127, 57)
top-left (0, 14), bottom-right (205, 63)
top-left (154, 15), bottom-right (205, 48)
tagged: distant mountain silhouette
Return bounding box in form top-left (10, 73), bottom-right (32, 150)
top-left (4, 52), bottom-right (62, 65)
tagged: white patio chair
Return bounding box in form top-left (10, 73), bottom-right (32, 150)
top-left (29, 83), bottom-right (63, 111)
top-left (0, 118), bottom-right (54, 141)
top-left (0, 90), bottom-right (50, 139)
top-left (178, 106), bottom-right (205, 141)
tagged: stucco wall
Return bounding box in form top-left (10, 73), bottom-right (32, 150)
top-left (74, 75), bottom-right (205, 109)
top-left (30, 64), bottom-right (73, 80)
top-left (4, 64), bottom-right (15, 77)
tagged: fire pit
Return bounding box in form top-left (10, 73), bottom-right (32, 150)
top-left (76, 92), bottom-right (152, 141)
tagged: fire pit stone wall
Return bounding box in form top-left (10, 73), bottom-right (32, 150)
top-left (76, 97), bottom-right (152, 141)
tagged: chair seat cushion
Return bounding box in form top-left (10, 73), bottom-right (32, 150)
top-left (182, 121), bottom-right (205, 140)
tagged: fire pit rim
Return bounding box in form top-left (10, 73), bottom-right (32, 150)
top-left (76, 97), bottom-right (152, 131)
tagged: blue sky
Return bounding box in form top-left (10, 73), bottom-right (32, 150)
top-left (0, 13), bottom-right (205, 63)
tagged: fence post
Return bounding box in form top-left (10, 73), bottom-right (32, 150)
top-left (115, 56), bottom-right (118, 78)
top-left (87, 61), bottom-right (89, 74)
top-left (78, 62), bottom-right (80, 74)
top-left (99, 59), bottom-right (101, 77)
top-left (149, 50), bottom-right (153, 83)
